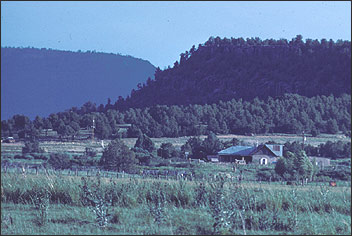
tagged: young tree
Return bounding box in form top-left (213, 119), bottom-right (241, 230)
top-left (203, 131), bottom-right (224, 155)
top-left (275, 150), bottom-right (314, 184)
top-left (132, 147), bottom-right (153, 165)
top-left (99, 139), bottom-right (138, 173)
top-left (182, 136), bottom-right (205, 159)
top-left (157, 142), bottom-right (179, 159)
top-left (274, 157), bottom-right (287, 180)
top-left (225, 138), bottom-right (241, 148)
top-left (274, 151), bottom-right (297, 181)
top-left (294, 150), bottom-right (313, 184)
top-left (134, 133), bottom-right (155, 153)
top-left (22, 138), bottom-right (43, 154)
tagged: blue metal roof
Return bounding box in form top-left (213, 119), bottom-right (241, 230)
top-left (218, 144), bottom-right (284, 157)
top-left (218, 146), bottom-right (256, 156)
top-left (264, 144), bottom-right (283, 157)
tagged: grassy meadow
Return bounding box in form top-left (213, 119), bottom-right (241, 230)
top-left (1, 172), bottom-right (351, 235)
top-left (1, 133), bottom-right (351, 234)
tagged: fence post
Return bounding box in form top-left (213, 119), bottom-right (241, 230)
top-left (21, 165), bottom-right (26, 176)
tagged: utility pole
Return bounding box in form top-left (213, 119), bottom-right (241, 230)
top-left (302, 131), bottom-right (306, 149)
top-left (91, 118), bottom-right (95, 142)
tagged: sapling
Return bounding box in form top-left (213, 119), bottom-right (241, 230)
top-left (80, 177), bottom-right (113, 227)
top-left (30, 188), bottom-right (51, 226)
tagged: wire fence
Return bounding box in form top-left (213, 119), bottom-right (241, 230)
top-left (1, 163), bottom-right (351, 188)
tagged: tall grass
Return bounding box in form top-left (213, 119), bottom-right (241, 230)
top-left (1, 172), bottom-right (351, 235)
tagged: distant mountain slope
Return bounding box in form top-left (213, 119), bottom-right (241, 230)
top-left (1, 47), bottom-right (156, 120)
top-left (120, 36), bottom-right (351, 109)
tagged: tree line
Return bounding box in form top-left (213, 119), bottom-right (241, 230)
top-left (1, 93), bottom-right (350, 140)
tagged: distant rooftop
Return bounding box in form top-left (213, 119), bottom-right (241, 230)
top-left (218, 144), bottom-right (284, 157)
top-left (218, 146), bottom-right (255, 156)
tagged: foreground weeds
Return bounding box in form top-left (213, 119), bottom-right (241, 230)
top-left (1, 173), bottom-right (351, 235)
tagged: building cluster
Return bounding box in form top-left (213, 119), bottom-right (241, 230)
top-left (206, 144), bottom-right (330, 167)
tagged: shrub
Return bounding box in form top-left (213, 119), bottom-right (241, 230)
top-left (48, 153), bottom-right (71, 170)
top-left (22, 139), bottom-right (43, 154)
top-left (157, 143), bottom-right (180, 159)
top-left (31, 153), bottom-right (48, 160)
top-left (14, 155), bottom-right (25, 159)
top-left (85, 147), bottom-right (97, 157)
top-left (132, 147), bottom-right (153, 165)
top-left (256, 168), bottom-right (280, 181)
top-left (317, 168), bottom-right (351, 181)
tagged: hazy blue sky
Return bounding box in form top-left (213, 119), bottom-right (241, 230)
top-left (2, 1), bottom-right (351, 68)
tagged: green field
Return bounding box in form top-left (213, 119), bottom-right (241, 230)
top-left (1, 173), bottom-right (351, 235)
top-left (1, 133), bottom-right (350, 234)
top-left (1, 133), bottom-right (349, 157)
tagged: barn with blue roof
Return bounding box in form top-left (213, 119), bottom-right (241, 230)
top-left (218, 144), bottom-right (283, 165)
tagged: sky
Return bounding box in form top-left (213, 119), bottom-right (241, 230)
top-left (1, 1), bottom-right (351, 68)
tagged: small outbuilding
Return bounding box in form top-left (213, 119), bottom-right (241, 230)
top-left (308, 156), bottom-right (331, 168)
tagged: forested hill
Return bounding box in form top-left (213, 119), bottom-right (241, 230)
top-left (1, 47), bottom-right (156, 120)
top-left (119, 35), bottom-right (351, 109)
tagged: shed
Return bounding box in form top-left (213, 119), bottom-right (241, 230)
top-left (308, 156), bottom-right (331, 168)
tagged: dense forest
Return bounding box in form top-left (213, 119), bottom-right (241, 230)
top-left (1, 93), bottom-right (350, 140)
top-left (1, 36), bottom-right (351, 140)
top-left (1, 47), bottom-right (156, 120)
top-left (116, 35), bottom-right (351, 109)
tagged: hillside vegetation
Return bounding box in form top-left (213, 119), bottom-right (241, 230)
top-left (1, 36), bottom-right (351, 139)
top-left (120, 35), bottom-right (350, 108)
top-left (1, 47), bottom-right (156, 120)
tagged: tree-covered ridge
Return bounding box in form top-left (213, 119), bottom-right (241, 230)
top-left (118, 35), bottom-right (350, 109)
top-left (1, 93), bottom-right (350, 139)
top-left (1, 47), bottom-right (156, 120)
